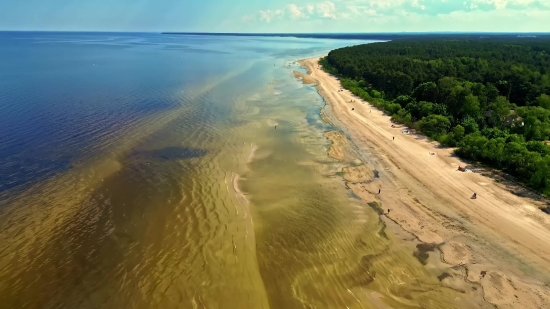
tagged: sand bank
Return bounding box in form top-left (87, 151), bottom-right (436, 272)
top-left (292, 70), bottom-right (317, 85)
top-left (299, 56), bottom-right (550, 308)
top-left (323, 131), bottom-right (347, 161)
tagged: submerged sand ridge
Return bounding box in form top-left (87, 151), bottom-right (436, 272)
top-left (299, 56), bottom-right (550, 308)
top-left (3, 50), bottom-right (549, 308)
top-left (234, 69), bottom-right (483, 308)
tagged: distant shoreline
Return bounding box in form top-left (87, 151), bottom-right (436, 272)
top-left (161, 32), bottom-right (550, 41)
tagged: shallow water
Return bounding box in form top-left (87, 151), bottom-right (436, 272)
top-left (1, 33), bottom-right (477, 308)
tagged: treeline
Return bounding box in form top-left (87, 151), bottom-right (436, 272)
top-left (320, 38), bottom-right (550, 194)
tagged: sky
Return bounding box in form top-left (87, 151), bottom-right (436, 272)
top-left (0, 0), bottom-right (549, 32)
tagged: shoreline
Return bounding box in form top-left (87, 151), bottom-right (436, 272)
top-left (299, 56), bottom-right (550, 308)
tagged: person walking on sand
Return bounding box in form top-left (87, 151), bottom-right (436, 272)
top-left (378, 188), bottom-right (381, 194)
top-left (393, 137), bottom-right (395, 141)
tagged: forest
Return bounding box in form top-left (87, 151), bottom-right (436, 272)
top-left (320, 38), bottom-right (550, 194)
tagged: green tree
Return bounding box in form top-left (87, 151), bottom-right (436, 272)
top-left (385, 103), bottom-right (402, 115)
top-left (392, 109), bottom-right (413, 126)
top-left (536, 94), bottom-right (550, 109)
top-left (461, 116), bottom-right (479, 134)
top-left (526, 141), bottom-right (550, 156)
top-left (413, 82), bottom-right (439, 103)
top-left (419, 115), bottom-right (451, 137)
top-left (485, 83), bottom-right (500, 103)
top-left (483, 138), bottom-right (506, 166)
top-left (530, 156), bottom-right (550, 189)
top-left (463, 94), bottom-right (481, 119)
top-left (453, 125), bottom-right (465, 142)
top-left (370, 89), bottom-right (383, 99)
top-left (456, 132), bottom-right (489, 161)
top-left (489, 96), bottom-right (512, 127)
top-left (394, 95), bottom-right (414, 107)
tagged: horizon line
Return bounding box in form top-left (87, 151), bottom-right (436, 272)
top-left (1, 30), bottom-right (550, 34)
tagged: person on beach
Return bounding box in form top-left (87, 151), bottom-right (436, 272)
top-left (472, 193), bottom-right (477, 199)
top-left (393, 137), bottom-right (395, 140)
top-left (388, 209), bottom-right (390, 214)
top-left (378, 188), bottom-right (381, 194)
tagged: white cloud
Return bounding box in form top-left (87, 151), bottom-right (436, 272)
top-left (346, 4), bottom-right (378, 16)
top-left (258, 9), bottom-right (284, 23)
top-left (472, 0), bottom-right (509, 9)
top-left (287, 4), bottom-right (304, 19)
top-left (365, 9), bottom-right (378, 16)
top-left (339, 0), bottom-right (546, 15)
top-left (366, 0), bottom-right (407, 10)
top-left (241, 0), bottom-right (550, 30)
top-left (316, 1), bottom-right (337, 19)
top-left (249, 1), bottom-right (340, 23)
top-left (470, 0), bottom-right (550, 9)
top-left (493, 0), bottom-right (508, 9)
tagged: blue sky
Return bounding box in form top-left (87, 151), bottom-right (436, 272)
top-left (1, 0), bottom-right (549, 32)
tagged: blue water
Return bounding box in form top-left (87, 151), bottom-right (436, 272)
top-left (0, 32), bottom-right (367, 194)
top-left (1, 33), bottom-right (403, 309)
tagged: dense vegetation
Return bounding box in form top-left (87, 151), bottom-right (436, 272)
top-left (320, 38), bottom-right (550, 194)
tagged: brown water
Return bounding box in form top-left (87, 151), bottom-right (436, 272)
top-left (0, 35), bottom-right (485, 309)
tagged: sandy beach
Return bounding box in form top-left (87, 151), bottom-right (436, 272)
top-left (299, 57), bottom-right (550, 308)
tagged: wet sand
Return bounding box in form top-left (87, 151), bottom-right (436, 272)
top-left (299, 56), bottom-right (550, 308)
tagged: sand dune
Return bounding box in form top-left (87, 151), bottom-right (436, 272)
top-left (300, 57), bottom-right (550, 308)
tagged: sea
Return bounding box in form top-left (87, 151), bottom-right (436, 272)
top-left (0, 32), bottom-right (467, 309)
